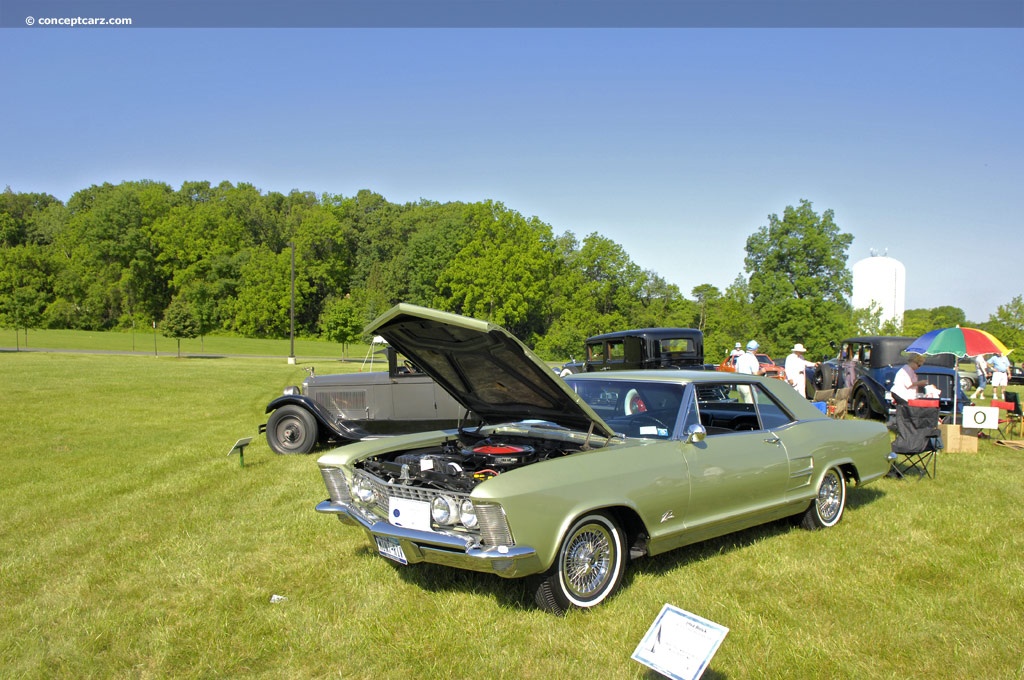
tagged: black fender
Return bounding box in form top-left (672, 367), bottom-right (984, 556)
top-left (853, 376), bottom-right (888, 418)
top-left (263, 395), bottom-right (369, 444)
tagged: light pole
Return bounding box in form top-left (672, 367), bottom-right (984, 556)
top-left (288, 241), bottom-right (296, 365)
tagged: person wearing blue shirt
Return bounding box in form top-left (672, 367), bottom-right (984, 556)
top-left (987, 351), bottom-right (1011, 401)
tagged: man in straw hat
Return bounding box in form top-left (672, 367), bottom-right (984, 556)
top-left (784, 342), bottom-right (818, 398)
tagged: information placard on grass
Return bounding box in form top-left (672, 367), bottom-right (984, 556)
top-left (632, 604), bottom-right (728, 680)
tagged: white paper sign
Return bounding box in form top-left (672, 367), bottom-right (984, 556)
top-left (963, 406), bottom-right (998, 430)
top-left (632, 604), bottom-right (729, 680)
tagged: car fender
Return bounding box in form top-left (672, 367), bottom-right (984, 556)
top-left (853, 375), bottom-right (889, 415)
top-left (471, 441), bottom-right (688, 572)
top-left (264, 394), bottom-right (367, 443)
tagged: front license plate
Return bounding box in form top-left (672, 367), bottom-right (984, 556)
top-left (375, 536), bottom-right (408, 565)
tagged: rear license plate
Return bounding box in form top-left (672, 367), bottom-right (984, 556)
top-left (375, 536), bottom-right (408, 565)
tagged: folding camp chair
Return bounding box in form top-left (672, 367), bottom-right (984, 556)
top-left (890, 403), bottom-right (942, 479)
top-left (1007, 392), bottom-right (1023, 439)
top-left (991, 394), bottom-right (1023, 439)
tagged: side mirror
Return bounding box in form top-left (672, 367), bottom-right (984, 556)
top-left (685, 423), bottom-right (707, 443)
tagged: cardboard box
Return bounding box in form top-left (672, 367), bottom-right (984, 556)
top-left (940, 424), bottom-right (978, 453)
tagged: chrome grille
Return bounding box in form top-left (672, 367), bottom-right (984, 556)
top-left (320, 466), bottom-right (350, 503)
top-left (351, 470), bottom-right (510, 542)
top-left (930, 374), bottom-right (953, 398)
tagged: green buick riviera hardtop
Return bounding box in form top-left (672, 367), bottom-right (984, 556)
top-left (316, 304), bottom-right (891, 614)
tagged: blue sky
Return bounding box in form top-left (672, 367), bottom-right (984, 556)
top-left (2, 28), bottom-right (1021, 322)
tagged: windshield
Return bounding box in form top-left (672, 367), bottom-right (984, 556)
top-left (565, 379), bottom-right (684, 439)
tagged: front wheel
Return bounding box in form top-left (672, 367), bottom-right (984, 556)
top-left (801, 467), bottom-right (847, 529)
top-left (266, 405), bottom-right (318, 454)
top-left (534, 512), bottom-right (626, 615)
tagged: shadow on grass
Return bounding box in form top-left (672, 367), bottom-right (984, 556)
top-left (359, 485), bottom-right (889, 616)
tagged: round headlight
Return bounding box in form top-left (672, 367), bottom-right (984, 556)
top-left (351, 477), bottom-right (375, 505)
top-left (459, 499), bottom-right (478, 529)
top-left (431, 496), bottom-right (459, 525)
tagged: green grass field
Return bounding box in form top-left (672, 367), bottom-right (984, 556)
top-left (1, 327), bottom-right (363, 361)
top-left (2, 345), bottom-right (1023, 678)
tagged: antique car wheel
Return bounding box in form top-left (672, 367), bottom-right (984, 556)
top-left (801, 467), bottom-right (846, 530)
top-left (852, 390), bottom-right (874, 420)
top-left (534, 512), bottom-right (626, 615)
top-left (266, 405), bottom-right (318, 455)
top-left (959, 375), bottom-right (975, 392)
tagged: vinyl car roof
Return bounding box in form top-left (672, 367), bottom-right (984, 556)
top-left (585, 328), bottom-right (701, 342)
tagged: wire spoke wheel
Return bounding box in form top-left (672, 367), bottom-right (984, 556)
top-left (802, 467), bottom-right (846, 530)
top-left (562, 524), bottom-right (613, 599)
top-left (534, 512), bottom-right (626, 614)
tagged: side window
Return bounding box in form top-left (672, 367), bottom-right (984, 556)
top-left (586, 342), bottom-right (604, 362)
top-left (752, 385), bottom-right (796, 430)
top-left (695, 382), bottom-right (759, 434)
top-left (694, 382), bottom-right (794, 433)
top-left (607, 341), bottom-right (625, 362)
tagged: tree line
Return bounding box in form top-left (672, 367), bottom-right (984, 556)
top-left (1, 182), bottom-right (1021, 361)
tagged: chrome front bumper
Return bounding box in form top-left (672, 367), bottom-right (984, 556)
top-left (315, 499), bottom-right (541, 578)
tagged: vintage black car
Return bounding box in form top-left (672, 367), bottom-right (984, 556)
top-left (814, 336), bottom-right (967, 421)
top-left (579, 327), bottom-right (705, 372)
top-left (260, 344), bottom-right (475, 454)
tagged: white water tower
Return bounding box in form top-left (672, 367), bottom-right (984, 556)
top-left (852, 253), bottom-right (906, 327)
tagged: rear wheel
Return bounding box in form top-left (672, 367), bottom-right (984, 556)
top-left (266, 405), bottom-right (318, 454)
top-left (534, 512), bottom-right (626, 615)
top-left (801, 467), bottom-right (846, 529)
top-left (959, 376), bottom-right (975, 392)
top-left (852, 389), bottom-right (874, 420)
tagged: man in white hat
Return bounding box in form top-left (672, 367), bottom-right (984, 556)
top-left (729, 342), bottom-right (743, 363)
top-left (784, 342), bottom-right (818, 398)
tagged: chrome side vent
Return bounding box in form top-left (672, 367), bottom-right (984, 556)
top-left (320, 467), bottom-right (350, 503)
top-left (475, 504), bottom-right (513, 546)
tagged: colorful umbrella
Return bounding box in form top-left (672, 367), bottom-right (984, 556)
top-left (904, 326), bottom-right (1009, 424)
top-left (904, 326), bottom-right (1009, 358)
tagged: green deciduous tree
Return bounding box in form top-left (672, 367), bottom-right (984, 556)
top-left (224, 246), bottom-right (308, 338)
top-left (161, 294), bottom-right (200, 357)
top-left (318, 295), bottom-right (364, 355)
top-left (436, 201), bottom-right (556, 343)
top-left (744, 200), bottom-right (854, 357)
top-left (0, 244), bottom-right (55, 348)
top-left (983, 295), bottom-right (1024, 351)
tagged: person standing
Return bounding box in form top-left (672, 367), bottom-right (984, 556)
top-left (970, 353), bottom-right (989, 401)
top-left (735, 341), bottom-right (765, 376)
top-left (988, 351), bottom-right (1010, 401)
top-left (734, 340), bottom-right (764, 403)
top-left (891, 353), bottom-right (929, 404)
top-left (784, 343), bottom-right (817, 398)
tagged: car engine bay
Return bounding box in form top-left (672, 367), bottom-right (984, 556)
top-left (357, 433), bottom-right (584, 494)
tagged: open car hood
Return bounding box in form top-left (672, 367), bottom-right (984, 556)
top-left (368, 304), bottom-right (616, 439)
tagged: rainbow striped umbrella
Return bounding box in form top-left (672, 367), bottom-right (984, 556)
top-left (905, 326), bottom-right (1008, 423)
top-left (904, 326), bottom-right (1008, 358)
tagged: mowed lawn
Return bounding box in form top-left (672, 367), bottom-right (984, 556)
top-left (1, 350), bottom-right (1023, 679)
